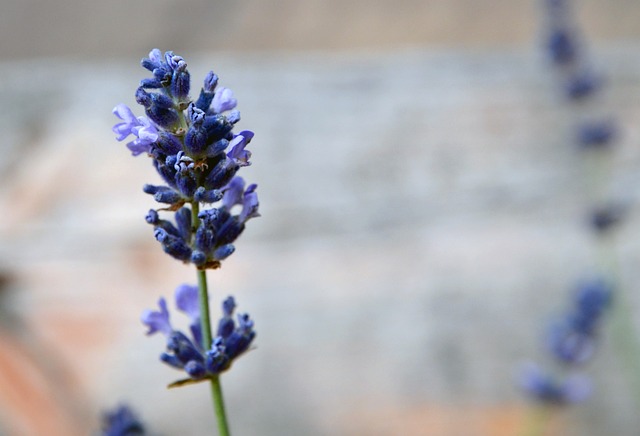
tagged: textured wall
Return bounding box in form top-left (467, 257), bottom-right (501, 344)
top-left (1, 43), bottom-right (640, 434)
top-left (1, 0), bottom-right (640, 58)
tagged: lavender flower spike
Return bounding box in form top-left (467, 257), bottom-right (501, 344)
top-left (114, 50), bottom-right (260, 267)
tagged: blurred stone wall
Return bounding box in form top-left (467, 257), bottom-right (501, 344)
top-left (1, 0), bottom-right (640, 58)
top-left (1, 43), bottom-right (640, 434)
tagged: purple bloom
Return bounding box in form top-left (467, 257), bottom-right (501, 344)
top-left (142, 292), bottom-right (256, 381)
top-left (221, 177), bottom-right (246, 210)
top-left (227, 131), bottom-right (254, 167)
top-left (112, 104), bottom-right (159, 156)
top-left (578, 120), bottom-right (616, 148)
top-left (546, 319), bottom-right (595, 364)
top-left (175, 283), bottom-right (200, 320)
top-left (518, 363), bottom-right (591, 405)
top-left (240, 184), bottom-right (260, 223)
top-left (590, 204), bottom-right (623, 233)
top-left (141, 298), bottom-right (172, 336)
top-left (212, 87), bottom-right (237, 113)
top-left (547, 28), bottom-right (578, 65)
top-left (101, 404), bottom-right (146, 436)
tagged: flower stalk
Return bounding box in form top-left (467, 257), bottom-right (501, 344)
top-left (114, 49), bottom-right (259, 434)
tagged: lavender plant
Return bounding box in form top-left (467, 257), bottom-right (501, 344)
top-left (519, 0), bottom-right (639, 433)
top-left (100, 404), bottom-right (146, 436)
top-left (113, 49), bottom-right (259, 435)
top-left (519, 278), bottom-right (612, 405)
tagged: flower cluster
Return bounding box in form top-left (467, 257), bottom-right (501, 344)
top-left (113, 49), bottom-right (259, 269)
top-left (543, 0), bottom-right (620, 168)
top-left (546, 279), bottom-right (612, 364)
top-left (519, 278), bottom-right (612, 404)
top-left (519, 363), bottom-right (591, 405)
top-left (100, 404), bottom-right (146, 436)
top-left (544, 0), bottom-right (601, 102)
top-left (142, 284), bottom-right (256, 383)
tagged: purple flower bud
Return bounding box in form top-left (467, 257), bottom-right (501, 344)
top-left (590, 205), bottom-right (622, 233)
top-left (175, 207), bottom-right (192, 241)
top-left (136, 88), bottom-right (178, 128)
top-left (140, 77), bottom-right (163, 89)
top-left (191, 250), bottom-right (207, 266)
top-left (204, 157), bottom-right (239, 190)
top-left (204, 71), bottom-right (219, 93)
top-left (145, 209), bottom-right (159, 224)
top-left (546, 319), bottom-right (595, 364)
top-left (206, 139), bottom-right (230, 157)
top-left (175, 171), bottom-right (197, 198)
top-left (156, 132), bottom-right (182, 155)
top-left (227, 110), bottom-right (241, 124)
top-left (198, 208), bottom-right (224, 228)
top-left (547, 28), bottom-right (577, 65)
top-left (184, 360), bottom-right (207, 379)
top-left (218, 296), bottom-right (236, 338)
top-left (166, 331), bottom-right (204, 366)
top-left (213, 244), bottom-right (235, 261)
top-left (565, 71), bottom-right (600, 100)
top-left (154, 189), bottom-right (183, 205)
top-left (154, 228), bottom-right (192, 261)
top-left (215, 216), bottom-right (244, 245)
top-left (165, 52), bottom-right (185, 71)
top-left (203, 114), bottom-right (234, 143)
top-left (206, 337), bottom-right (230, 373)
top-left (171, 68), bottom-right (190, 100)
top-left (153, 158), bottom-right (178, 188)
top-left (185, 124), bottom-right (208, 156)
top-left (518, 362), bottom-right (591, 405)
top-left (222, 296), bottom-right (236, 317)
top-left (141, 48), bottom-right (163, 72)
top-left (160, 352), bottom-right (185, 369)
top-left (194, 226), bottom-right (215, 253)
top-left (194, 187), bottom-right (223, 203)
top-left (578, 120), bottom-right (616, 148)
top-left (224, 313), bottom-right (256, 359)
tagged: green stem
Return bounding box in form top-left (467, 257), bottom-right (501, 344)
top-left (584, 153), bottom-right (640, 408)
top-left (197, 269), bottom-right (214, 350)
top-left (197, 268), bottom-right (231, 436)
top-left (192, 202), bottom-right (231, 435)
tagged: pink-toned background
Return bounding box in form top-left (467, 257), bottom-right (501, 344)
top-left (1, 1), bottom-right (640, 435)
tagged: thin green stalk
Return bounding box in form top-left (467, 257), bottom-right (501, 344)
top-left (197, 268), bottom-right (231, 436)
top-left (192, 201), bottom-right (231, 435)
top-left (585, 153), bottom-right (640, 407)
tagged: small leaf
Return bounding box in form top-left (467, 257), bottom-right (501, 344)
top-left (167, 377), bottom-right (210, 389)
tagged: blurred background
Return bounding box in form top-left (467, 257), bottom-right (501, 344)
top-left (1, 0), bottom-right (640, 435)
